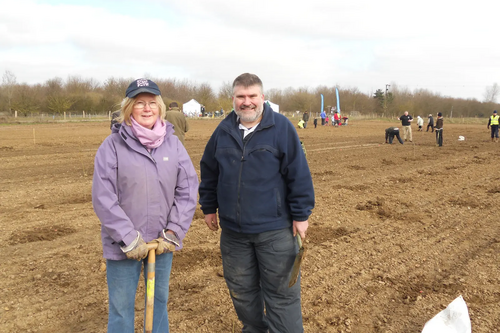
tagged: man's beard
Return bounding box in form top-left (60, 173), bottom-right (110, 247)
top-left (234, 103), bottom-right (264, 123)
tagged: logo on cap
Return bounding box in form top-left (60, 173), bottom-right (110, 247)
top-left (136, 79), bottom-right (149, 87)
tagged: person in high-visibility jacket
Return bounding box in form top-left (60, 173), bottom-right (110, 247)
top-left (487, 110), bottom-right (500, 142)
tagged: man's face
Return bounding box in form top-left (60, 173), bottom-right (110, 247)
top-left (232, 84), bottom-right (264, 124)
top-left (404, 111), bottom-right (409, 116)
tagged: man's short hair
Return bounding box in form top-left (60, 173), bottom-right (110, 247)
top-left (232, 73), bottom-right (263, 93)
top-left (169, 102), bottom-right (178, 108)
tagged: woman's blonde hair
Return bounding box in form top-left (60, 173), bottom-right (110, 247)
top-left (115, 94), bottom-right (166, 126)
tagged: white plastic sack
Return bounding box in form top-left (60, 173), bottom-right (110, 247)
top-left (421, 295), bottom-right (471, 333)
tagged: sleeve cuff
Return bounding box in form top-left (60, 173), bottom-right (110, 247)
top-left (121, 230), bottom-right (139, 247)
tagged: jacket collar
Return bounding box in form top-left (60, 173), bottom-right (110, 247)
top-left (113, 120), bottom-right (175, 155)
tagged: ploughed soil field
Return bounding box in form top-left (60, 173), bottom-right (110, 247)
top-left (1, 118), bottom-right (499, 333)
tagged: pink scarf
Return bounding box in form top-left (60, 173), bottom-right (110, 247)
top-left (130, 116), bottom-right (166, 150)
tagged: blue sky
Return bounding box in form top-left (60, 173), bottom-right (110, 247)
top-left (1, 0), bottom-right (499, 101)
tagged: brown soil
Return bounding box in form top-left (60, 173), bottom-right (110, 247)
top-left (1, 119), bottom-right (499, 333)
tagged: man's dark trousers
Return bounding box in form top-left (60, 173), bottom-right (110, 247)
top-left (389, 132), bottom-right (404, 144)
top-left (436, 129), bottom-right (443, 146)
top-left (220, 227), bottom-right (303, 333)
top-left (490, 125), bottom-right (499, 139)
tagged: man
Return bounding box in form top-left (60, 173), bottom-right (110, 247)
top-left (398, 111), bottom-right (413, 142)
top-left (427, 114), bottom-right (434, 132)
top-left (385, 127), bottom-right (404, 144)
top-left (435, 112), bottom-right (444, 146)
top-left (302, 111), bottom-right (309, 128)
top-left (199, 73), bottom-right (315, 333)
top-left (320, 109), bottom-right (326, 125)
top-left (165, 102), bottom-right (189, 145)
top-left (487, 110), bottom-right (499, 142)
top-left (110, 110), bottom-right (120, 129)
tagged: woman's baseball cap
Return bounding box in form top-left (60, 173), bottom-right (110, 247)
top-left (125, 79), bottom-right (161, 98)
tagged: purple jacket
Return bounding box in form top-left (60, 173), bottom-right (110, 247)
top-left (92, 122), bottom-right (199, 260)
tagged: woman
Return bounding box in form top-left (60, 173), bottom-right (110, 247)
top-left (92, 78), bottom-right (198, 333)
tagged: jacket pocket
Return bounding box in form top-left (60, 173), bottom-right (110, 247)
top-left (240, 186), bottom-right (281, 223)
top-left (217, 182), bottom-right (238, 221)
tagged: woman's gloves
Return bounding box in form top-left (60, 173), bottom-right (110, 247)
top-left (121, 230), bottom-right (180, 259)
top-left (153, 229), bottom-right (180, 255)
top-left (122, 233), bottom-right (149, 261)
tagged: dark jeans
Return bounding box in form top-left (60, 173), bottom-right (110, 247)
top-left (321, 118), bottom-right (325, 125)
top-left (436, 128), bottom-right (443, 146)
top-left (427, 124), bottom-right (434, 132)
top-left (388, 133), bottom-right (404, 144)
top-left (490, 125), bottom-right (499, 138)
top-left (220, 228), bottom-right (303, 333)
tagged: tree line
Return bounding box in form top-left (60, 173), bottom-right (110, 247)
top-left (1, 70), bottom-right (499, 118)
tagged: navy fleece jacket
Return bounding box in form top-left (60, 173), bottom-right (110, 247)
top-left (199, 103), bottom-right (315, 234)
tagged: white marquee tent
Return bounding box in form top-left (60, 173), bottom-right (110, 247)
top-left (265, 100), bottom-right (279, 113)
top-left (182, 99), bottom-right (201, 117)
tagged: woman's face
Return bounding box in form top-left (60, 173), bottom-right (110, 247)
top-left (131, 93), bottom-right (159, 129)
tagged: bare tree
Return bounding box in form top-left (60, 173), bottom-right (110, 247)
top-left (483, 83), bottom-right (499, 103)
top-left (47, 95), bottom-right (73, 114)
top-left (194, 83), bottom-right (217, 111)
top-left (12, 84), bottom-right (42, 116)
top-left (217, 81), bottom-right (233, 111)
top-left (2, 70), bottom-right (17, 112)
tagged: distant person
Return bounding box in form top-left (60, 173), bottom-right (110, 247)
top-left (398, 111), bottom-right (413, 142)
top-left (313, 117), bottom-right (318, 128)
top-left (325, 115), bottom-right (329, 126)
top-left (166, 102), bottom-right (189, 145)
top-left (201, 105), bottom-right (206, 117)
top-left (385, 127), bottom-right (404, 144)
top-left (302, 111), bottom-right (309, 128)
top-left (320, 110), bottom-right (326, 125)
top-left (334, 112), bottom-right (342, 126)
top-left (417, 116), bottom-right (424, 131)
top-left (435, 112), bottom-right (444, 146)
top-left (427, 114), bottom-right (434, 132)
top-left (487, 110), bottom-right (499, 142)
top-left (92, 78), bottom-right (198, 333)
top-left (110, 110), bottom-right (120, 129)
top-left (342, 115), bottom-right (348, 126)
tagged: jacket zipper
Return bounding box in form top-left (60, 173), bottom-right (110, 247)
top-left (223, 118), bottom-right (273, 232)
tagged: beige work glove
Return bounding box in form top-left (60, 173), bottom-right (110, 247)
top-left (151, 237), bottom-right (176, 255)
top-left (124, 236), bottom-right (149, 261)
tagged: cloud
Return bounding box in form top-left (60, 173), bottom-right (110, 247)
top-left (1, 0), bottom-right (499, 100)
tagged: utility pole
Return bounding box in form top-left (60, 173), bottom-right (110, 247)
top-left (385, 84), bottom-right (390, 116)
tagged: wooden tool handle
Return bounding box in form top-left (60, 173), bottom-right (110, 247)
top-left (145, 244), bottom-right (157, 333)
top-left (146, 243), bottom-right (159, 251)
